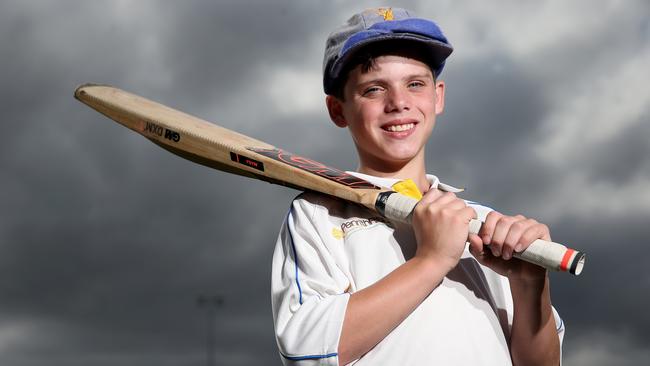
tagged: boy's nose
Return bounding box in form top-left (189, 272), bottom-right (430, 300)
top-left (384, 88), bottom-right (410, 113)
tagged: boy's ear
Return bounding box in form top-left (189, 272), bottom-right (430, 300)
top-left (434, 80), bottom-right (445, 115)
top-left (325, 95), bottom-right (348, 128)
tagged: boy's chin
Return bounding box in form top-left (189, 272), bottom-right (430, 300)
top-left (371, 150), bottom-right (421, 167)
top-left (383, 146), bottom-right (422, 161)
top-left (357, 144), bottom-right (424, 169)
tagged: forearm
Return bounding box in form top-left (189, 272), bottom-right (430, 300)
top-left (338, 256), bottom-right (449, 365)
top-left (509, 275), bottom-right (560, 366)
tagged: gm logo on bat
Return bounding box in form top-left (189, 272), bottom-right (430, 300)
top-left (143, 121), bottom-right (180, 142)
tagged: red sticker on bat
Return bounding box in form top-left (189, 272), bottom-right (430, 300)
top-left (230, 152), bottom-right (265, 172)
top-left (248, 148), bottom-right (380, 189)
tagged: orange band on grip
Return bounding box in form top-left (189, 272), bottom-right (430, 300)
top-left (560, 249), bottom-right (575, 271)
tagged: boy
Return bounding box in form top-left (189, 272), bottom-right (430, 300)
top-left (272, 7), bottom-right (563, 365)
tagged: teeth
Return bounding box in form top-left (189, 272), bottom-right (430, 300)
top-left (386, 123), bottom-right (414, 132)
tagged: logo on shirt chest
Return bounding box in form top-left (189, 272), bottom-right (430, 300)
top-left (334, 216), bottom-right (392, 238)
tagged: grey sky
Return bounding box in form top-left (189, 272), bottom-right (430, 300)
top-left (1, 1), bottom-right (649, 365)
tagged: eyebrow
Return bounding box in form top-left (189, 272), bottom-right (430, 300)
top-left (402, 73), bottom-right (433, 81)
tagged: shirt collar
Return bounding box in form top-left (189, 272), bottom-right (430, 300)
top-left (346, 171), bottom-right (464, 193)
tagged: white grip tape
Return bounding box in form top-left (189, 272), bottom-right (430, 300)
top-left (382, 193), bottom-right (419, 223)
top-left (383, 193), bottom-right (584, 275)
top-left (518, 240), bottom-right (584, 275)
top-left (513, 239), bottom-right (571, 272)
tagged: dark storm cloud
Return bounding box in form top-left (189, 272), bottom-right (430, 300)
top-left (550, 213), bottom-right (650, 338)
top-left (0, 1), bottom-right (311, 364)
top-left (525, 1), bottom-right (650, 88)
top-left (424, 0), bottom-right (650, 217)
top-left (428, 52), bottom-right (552, 211)
top-left (1, 1), bottom-right (648, 365)
top-left (578, 114), bottom-right (650, 185)
top-left (156, 1), bottom-right (331, 104)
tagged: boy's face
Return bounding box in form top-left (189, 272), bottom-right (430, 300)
top-left (326, 54), bottom-right (445, 171)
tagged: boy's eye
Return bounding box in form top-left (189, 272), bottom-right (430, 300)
top-left (408, 81), bottom-right (425, 88)
top-left (362, 86), bottom-right (384, 96)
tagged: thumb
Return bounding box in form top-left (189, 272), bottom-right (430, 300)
top-left (468, 233), bottom-right (484, 255)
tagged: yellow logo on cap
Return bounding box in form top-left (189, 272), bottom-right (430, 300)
top-left (377, 8), bottom-right (394, 21)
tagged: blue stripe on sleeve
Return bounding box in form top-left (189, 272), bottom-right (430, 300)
top-left (286, 211), bottom-right (304, 305)
top-left (281, 352), bottom-right (338, 361)
top-left (282, 207), bottom-right (338, 362)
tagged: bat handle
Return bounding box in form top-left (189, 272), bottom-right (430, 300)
top-left (375, 192), bottom-right (585, 275)
top-left (469, 221), bottom-right (586, 275)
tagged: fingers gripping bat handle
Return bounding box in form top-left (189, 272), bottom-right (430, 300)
top-left (375, 192), bottom-right (585, 275)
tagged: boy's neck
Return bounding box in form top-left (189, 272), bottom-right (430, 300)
top-left (357, 153), bottom-right (430, 193)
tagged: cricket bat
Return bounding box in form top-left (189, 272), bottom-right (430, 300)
top-left (74, 84), bottom-right (585, 275)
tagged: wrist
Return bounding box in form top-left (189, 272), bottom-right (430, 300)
top-left (506, 261), bottom-right (548, 281)
top-left (508, 273), bottom-right (549, 300)
top-left (509, 270), bottom-right (547, 283)
top-left (412, 252), bottom-right (456, 277)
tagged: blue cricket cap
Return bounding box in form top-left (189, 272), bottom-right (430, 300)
top-left (323, 7), bottom-right (453, 95)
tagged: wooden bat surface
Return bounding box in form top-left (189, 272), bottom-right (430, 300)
top-left (74, 84), bottom-right (585, 275)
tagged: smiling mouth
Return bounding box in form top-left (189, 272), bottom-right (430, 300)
top-left (383, 122), bottom-right (415, 132)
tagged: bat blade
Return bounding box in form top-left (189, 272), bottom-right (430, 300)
top-left (74, 84), bottom-right (385, 207)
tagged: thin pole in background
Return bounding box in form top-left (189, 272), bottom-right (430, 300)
top-left (197, 294), bottom-right (224, 366)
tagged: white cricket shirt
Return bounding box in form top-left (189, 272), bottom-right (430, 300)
top-left (271, 173), bottom-right (564, 365)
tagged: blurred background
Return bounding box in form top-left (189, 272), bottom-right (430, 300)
top-left (1, 1), bottom-right (648, 365)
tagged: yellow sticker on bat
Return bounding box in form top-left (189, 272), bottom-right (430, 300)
top-left (392, 179), bottom-right (423, 200)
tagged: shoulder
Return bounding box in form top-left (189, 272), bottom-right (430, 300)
top-left (285, 191), bottom-right (390, 247)
top-left (289, 191), bottom-right (365, 222)
top-left (291, 191), bottom-right (346, 210)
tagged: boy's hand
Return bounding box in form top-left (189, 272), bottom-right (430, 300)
top-left (412, 189), bottom-right (476, 272)
top-left (468, 211), bottom-right (550, 279)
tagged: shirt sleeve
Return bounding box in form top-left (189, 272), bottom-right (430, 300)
top-left (271, 196), bottom-right (351, 366)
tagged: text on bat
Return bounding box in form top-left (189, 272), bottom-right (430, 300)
top-left (144, 121), bottom-right (180, 142)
